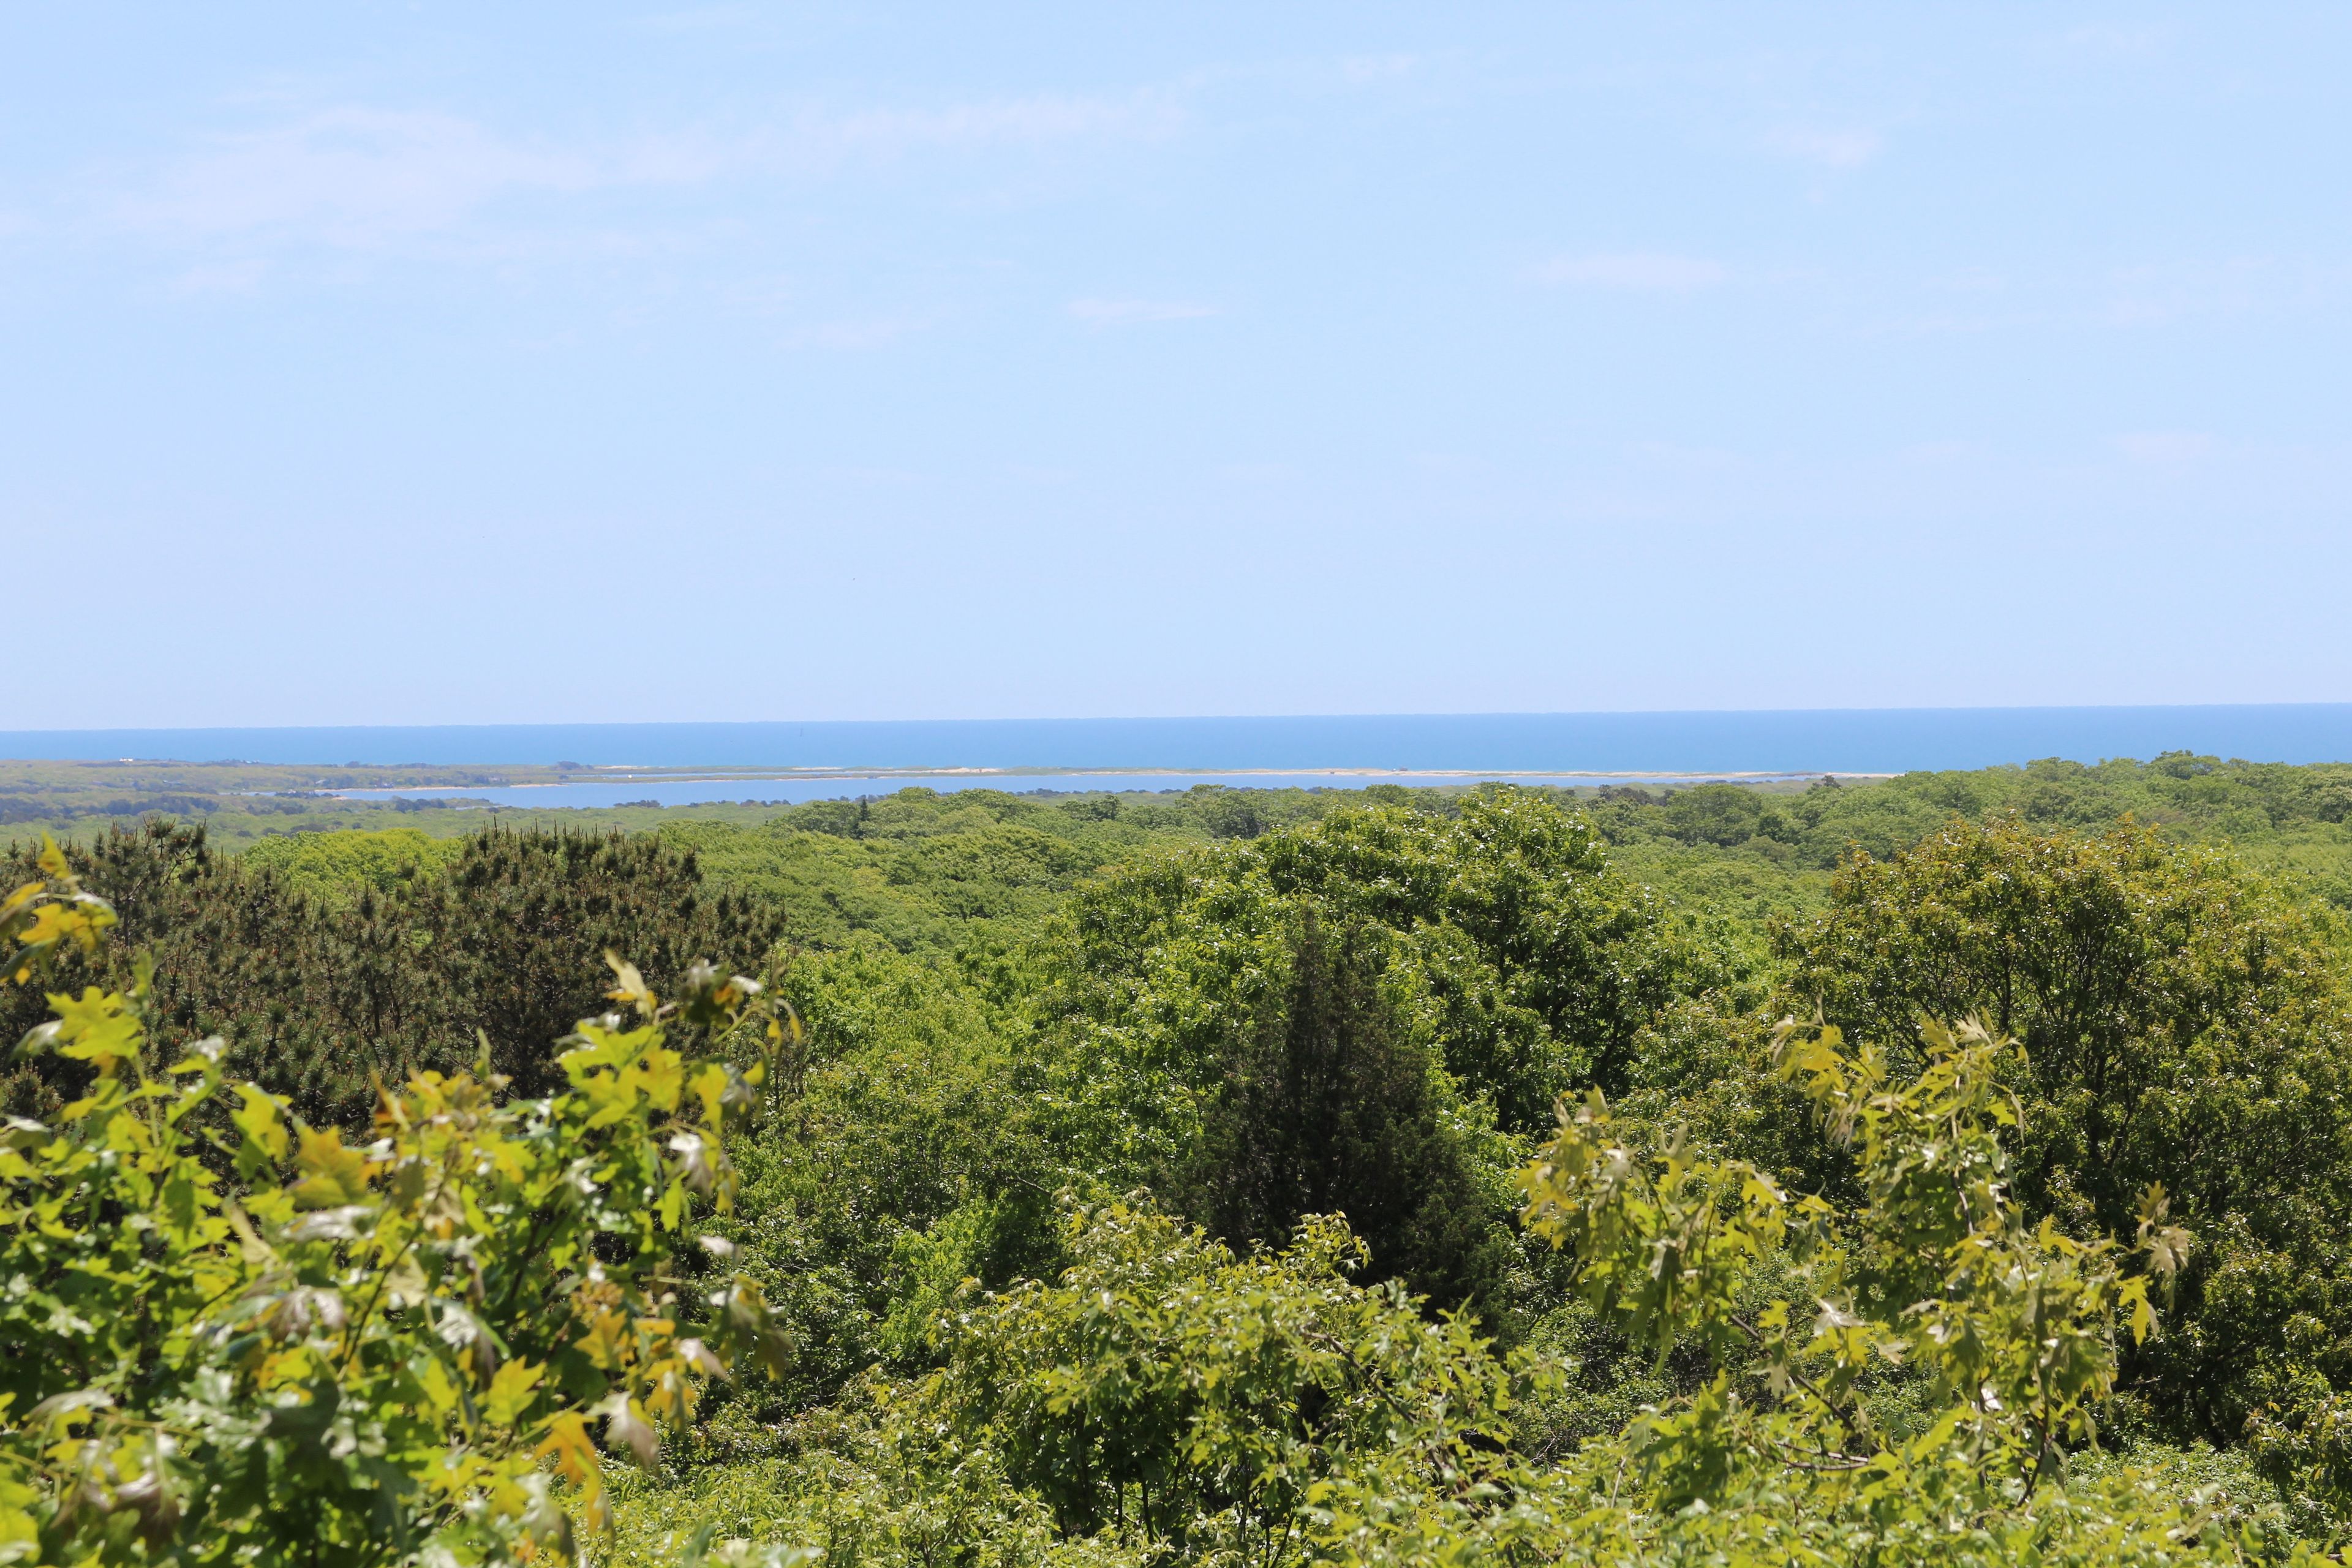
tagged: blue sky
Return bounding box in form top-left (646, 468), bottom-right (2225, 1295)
top-left (4, 4), bottom-right (2348, 726)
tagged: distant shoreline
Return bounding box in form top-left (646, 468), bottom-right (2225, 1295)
top-left (3, 706), bottom-right (2348, 774)
top-left (339, 764), bottom-right (1890, 790)
top-left (324, 767), bottom-right (1881, 812)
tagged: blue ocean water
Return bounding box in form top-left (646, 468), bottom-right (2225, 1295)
top-left (7, 707), bottom-right (2352, 774)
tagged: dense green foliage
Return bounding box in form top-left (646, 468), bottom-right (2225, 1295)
top-left (20, 755), bottom-right (2352, 1562)
top-left (0, 840), bottom-right (791, 1562)
top-left (1592, 753), bottom-right (2352, 872)
top-left (1777, 819), bottom-right (2352, 1518)
top-left (1049, 792), bottom-right (1681, 1136)
top-left (1173, 914), bottom-right (1504, 1320)
top-left (649, 786), bottom-right (1341, 960)
top-left (0, 823), bottom-right (780, 1127)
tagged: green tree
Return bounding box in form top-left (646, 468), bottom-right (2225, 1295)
top-left (1659, 783), bottom-right (1770, 848)
top-left (1779, 819), bottom-right (2352, 1441)
top-left (1180, 913), bottom-right (1506, 1317)
top-left (801, 1058), bottom-right (2285, 1568)
top-left (1398, 1014), bottom-right (2278, 1568)
top-left (0, 839), bottom-right (792, 1563)
top-left (0, 821), bottom-right (783, 1128)
top-left (418, 826), bottom-right (784, 1099)
top-left (918, 1198), bottom-right (1512, 1562)
top-left (1057, 790), bottom-right (1682, 1140)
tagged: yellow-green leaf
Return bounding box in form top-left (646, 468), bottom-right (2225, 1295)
top-left (290, 1125), bottom-right (371, 1210)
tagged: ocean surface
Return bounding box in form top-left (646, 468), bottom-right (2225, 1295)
top-left (7, 707), bottom-right (2352, 774)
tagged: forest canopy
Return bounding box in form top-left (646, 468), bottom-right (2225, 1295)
top-left (9, 757), bottom-right (2352, 1563)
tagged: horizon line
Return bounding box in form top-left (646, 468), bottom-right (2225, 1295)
top-left (9, 700), bottom-right (2352, 737)
top-left (8, 709), bottom-right (2350, 773)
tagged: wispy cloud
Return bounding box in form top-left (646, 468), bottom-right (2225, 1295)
top-left (2041, 22), bottom-right (2180, 61)
top-left (788, 92), bottom-right (1181, 165)
top-left (103, 88), bottom-right (1182, 259)
top-left (1901, 439), bottom-right (1983, 464)
top-left (115, 109), bottom-right (601, 248)
top-left (790, 315), bottom-right (930, 350)
top-left (1340, 54), bottom-right (1419, 85)
top-left (2115, 431), bottom-right (2213, 462)
top-left (1763, 126), bottom-right (1882, 168)
top-left (167, 257), bottom-right (271, 296)
top-left (636, 4), bottom-right (765, 34)
top-left (1067, 297), bottom-right (1218, 324)
top-left (1531, 252), bottom-right (1728, 291)
top-left (2097, 257), bottom-right (2350, 327)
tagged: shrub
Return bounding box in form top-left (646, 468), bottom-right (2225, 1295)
top-left (1780, 820), bottom-right (2352, 1442)
top-left (916, 1198), bottom-right (1513, 1561)
top-left (0, 839), bottom-right (790, 1564)
top-left (1352, 1012), bottom-right (2312, 1568)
